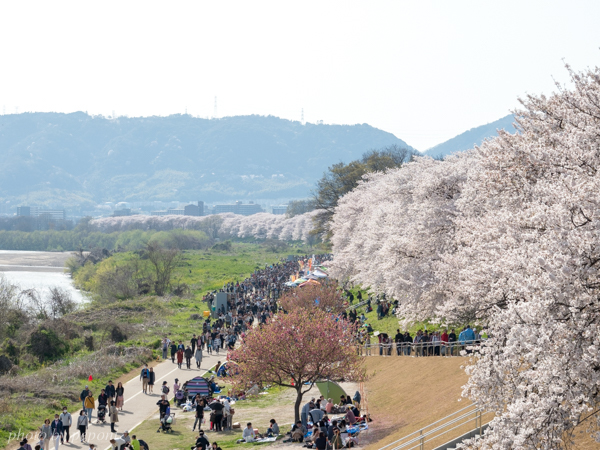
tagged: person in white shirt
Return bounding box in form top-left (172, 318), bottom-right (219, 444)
top-left (242, 423), bottom-right (256, 442)
top-left (59, 408), bottom-right (72, 444)
top-left (109, 438), bottom-right (126, 450)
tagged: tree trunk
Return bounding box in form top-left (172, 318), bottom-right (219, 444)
top-left (294, 386), bottom-right (303, 424)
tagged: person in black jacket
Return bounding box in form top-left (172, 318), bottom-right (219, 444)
top-left (403, 332), bottom-right (413, 356)
top-left (98, 389), bottom-right (108, 407)
top-left (394, 329), bottom-right (404, 356)
top-left (193, 430), bottom-right (210, 450)
top-left (185, 346), bottom-right (193, 369)
top-left (170, 342), bottom-right (177, 363)
top-left (191, 334), bottom-right (197, 353)
top-left (148, 367), bottom-right (156, 394)
top-left (105, 380), bottom-right (116, 402)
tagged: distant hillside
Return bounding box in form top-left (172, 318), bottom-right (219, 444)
top-left (424, 114), bottom-right (516, 158)
top-left (0, 112), bottom-right (413, 207)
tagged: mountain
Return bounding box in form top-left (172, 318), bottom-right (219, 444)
top-left (0, 112), bottom-right (413, 207)
top-left (424, 114), bottom-right (516, 158)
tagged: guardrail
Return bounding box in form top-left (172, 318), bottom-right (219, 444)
top-left (346, 299), bottom-right (369, 310)
top-left (378, 404), bottom-right (492, 450)
top-left (356, 341), bottom-right (483, 357)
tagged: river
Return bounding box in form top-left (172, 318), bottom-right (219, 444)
top-left (0, 250), bottom-right (87, 303)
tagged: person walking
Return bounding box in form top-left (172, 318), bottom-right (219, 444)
top-left (170, 341), bottom-right (177, 363)
top-left (148, 367), bottom-right (156, 394)
top-left (50, 414), bottom-right (63, 450)
top-left (162, 336), bottom-right (170, 359)
top-left (176, 348), bottom-right (184, 369)
top-left (39, 419), bottom-right (51, 450)
top-left (80, 385), bottom-right (90, 410)
top-left (195, 345), bottom-right (203, 369)
top-left (109, 400), bottom-right (119, 433)
top-left (105, 380), bottom-right (116, 403)
top-left (140, 364), bottom-right (150, 394)
top-left (59, 407), bottom-right (72, 444)
top-left (191, 334), bottom-right (197, 354)
top-left (77, 410), bottom-right (88, 443)
top-left (185, 345), bottom-right (193, 369)
top-left (115, 382), bottom-right (125, 411)
top-left (213, 336), bottom-right (221, 355)
top-left (84, 392), bottom-right (95, 423)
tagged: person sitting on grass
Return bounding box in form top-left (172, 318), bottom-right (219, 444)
top-left (346, 405), bottom-right (357, 425)
top-left (192, 430), bottom-right (210, 450)
top-left (267, 419), bottom-right (279, 436)
top-left (291, 421), bottom-right (307, 442)
top-left (242, 422), bottom-right (257, 442)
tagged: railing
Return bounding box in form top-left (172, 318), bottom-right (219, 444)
top-left (378, 404), bottom-right (492, 450)
top-left (356, 341), bottom-right (483, 357)
top-left (346, 299), bottom-right (369, 310)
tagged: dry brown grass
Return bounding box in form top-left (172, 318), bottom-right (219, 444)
top-left (361, 356), bottom-right (470, 450)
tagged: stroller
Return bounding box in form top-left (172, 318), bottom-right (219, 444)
top-left (159, 413), bottom-right (176, 433)
top-left (174, 389), bottom-right (186, 407)
top-left (97, 405), bottom-right (107, 424)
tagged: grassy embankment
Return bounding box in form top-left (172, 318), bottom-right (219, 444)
top-left (0, 242), bottom-right (308, 449)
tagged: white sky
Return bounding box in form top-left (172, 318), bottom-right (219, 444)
top-left (1, 1), bottom-right (599, 150)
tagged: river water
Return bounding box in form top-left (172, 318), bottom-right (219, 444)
top-left (0, 250), bottom-right (87, 303)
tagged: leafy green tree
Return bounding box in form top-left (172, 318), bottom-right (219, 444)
top-left (312, 144), bottom-right (413, 238)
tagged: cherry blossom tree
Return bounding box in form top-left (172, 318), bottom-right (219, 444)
top-left (329, 65), bottom-right (600, 449)
top-left (279, 283), bottom-right (346, 314)
top-left (90, 210), bottom-right (319, 242)
top-left (229, 309), bottom-right (364, 423)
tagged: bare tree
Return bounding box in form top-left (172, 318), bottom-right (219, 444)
top-left (145, 242), bottom-right (182, 296)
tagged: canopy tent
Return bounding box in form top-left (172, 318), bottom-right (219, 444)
top-left (216, 361), bottom-right (239, 377)
top-left (312, 270), bottom-right (328, 278)
top-left (316, 380), bottom-right (348, 402)
top-left (186, 376), bottom-right (210, 397)
top-left (299, 279), bottom-right (321, 287)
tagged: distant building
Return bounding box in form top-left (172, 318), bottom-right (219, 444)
top-left (17, 206), bottom-right (65, 220)
top-left (271, 205), bottom-right (288, 215)
top-left (17, 206), bottom-right (31, 216)
top-left (151, 211), bottom-right (169, 216)
top-left (213, 201), bottom-right (263, 216)
top-left (184, 204), bottom-right (201, 216)
top-left (167, 209), bottom-right (184, 215)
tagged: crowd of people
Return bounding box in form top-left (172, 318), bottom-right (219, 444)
top-left (27, 252), bottom-right (488, 450)
top-left (355, 323), bottom-right (487, 357)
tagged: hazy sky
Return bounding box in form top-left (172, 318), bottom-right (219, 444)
top-left (1, 1), bottom-right (599, 150)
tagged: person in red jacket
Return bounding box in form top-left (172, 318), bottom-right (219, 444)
top-left (176, 348), bottom-right (184, 369)
top-left (441, 329), bottom-right (449, 356)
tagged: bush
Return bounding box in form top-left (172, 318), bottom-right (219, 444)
top-left (212, 240), bottom-right (232, 251)
top-left (27, 328), bottom-right (69, 362)
top-left (110, 326), bottom-right (127, 343)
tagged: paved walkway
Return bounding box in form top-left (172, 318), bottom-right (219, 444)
top-left (64, 348), bottom-right (225, 450)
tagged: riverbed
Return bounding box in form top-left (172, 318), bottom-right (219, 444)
top-left (0, 250), bottom-right (87, 302)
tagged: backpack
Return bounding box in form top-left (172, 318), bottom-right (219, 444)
top-left (162, 385), bottom-right (170, 394)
